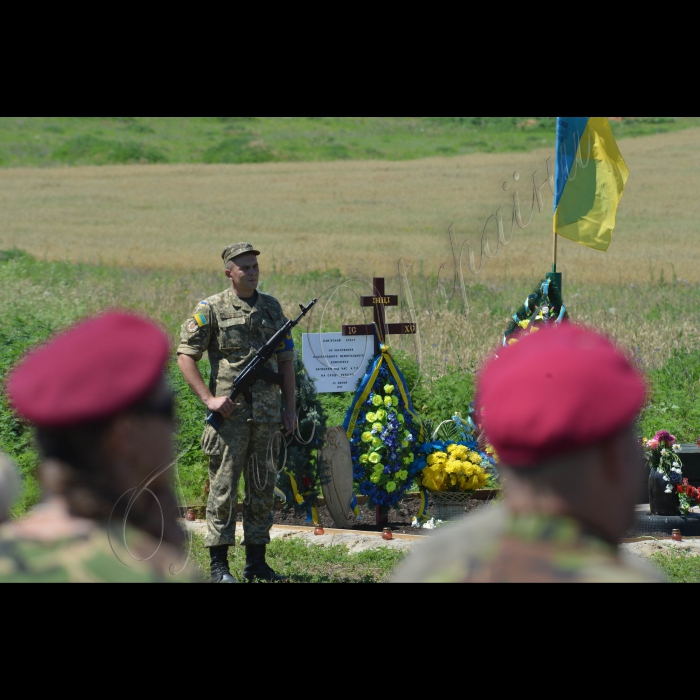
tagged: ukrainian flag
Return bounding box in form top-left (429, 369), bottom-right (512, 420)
top-left (554, 117), bottom-right (629, 252)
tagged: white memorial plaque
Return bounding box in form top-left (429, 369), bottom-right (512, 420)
top-left (302, 333), bottom-right (375, 394)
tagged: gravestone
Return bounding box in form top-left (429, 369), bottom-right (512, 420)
top-left (319, 427), bottom-right (354, 529)
top-left (680, 445), bottom-right (700, 488)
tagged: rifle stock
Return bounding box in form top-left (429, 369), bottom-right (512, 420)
top-left (205, 298), bottom-right (317, 432)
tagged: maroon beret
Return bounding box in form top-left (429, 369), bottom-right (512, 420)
top-left (7, 312), bottom-right (170, 429)
top-left (476, 324), bottom-right (647, 468)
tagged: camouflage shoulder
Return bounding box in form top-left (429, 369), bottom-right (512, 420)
top-left (391, 506), bottom-right (507, 583)
top-left (0, 523), bottom-right (200, 583)
top-left (204, 289), bottom-right (232, 309)
top-left (257, 293), bottom-right (285, 317)
top-left (257, 291), bottom-right (283, 308)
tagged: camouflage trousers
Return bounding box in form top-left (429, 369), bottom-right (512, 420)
top-left (202, 419), bottom-right (281, 548)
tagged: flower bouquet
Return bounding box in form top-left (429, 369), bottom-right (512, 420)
top-left (677, 480), bottom-right (700, 517)
top-left (414, 414), bottom-right (498, 521)
top-left (645, 430), bottom-right (685, 516)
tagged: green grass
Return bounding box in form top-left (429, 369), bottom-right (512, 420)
top-left (2, 250), bottom-right (700, 517)
top-left (639, 349), bottom-right (700, 442)
top-left (1, 117), bottom-right (698, 167)
top-left (650, 549), bottom-right (700, 583)
top-left (188, 532), bottom-right (405, 583)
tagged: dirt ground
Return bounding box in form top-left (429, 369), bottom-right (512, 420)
top-left (266, 497), bottom-right (490, 535)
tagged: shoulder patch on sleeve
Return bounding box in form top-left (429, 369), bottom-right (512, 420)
top-left (194, 313), bottom-right (209, 328)
top-left (276, 332), bottom-right (295, 354)
top-left (198, 301), bottom-right (209, 308)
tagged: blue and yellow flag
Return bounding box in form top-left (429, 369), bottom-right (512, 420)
top-left (554, 117), bottom-right (629, 253)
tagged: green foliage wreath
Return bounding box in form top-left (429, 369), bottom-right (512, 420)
top-left (503, 278), bottom-right (568, 346)
top-left (277, 353), bottom-right (327, 520)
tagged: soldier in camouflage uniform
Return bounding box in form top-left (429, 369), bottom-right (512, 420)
top-left (177, 243), bottom-right (296, 584)
top-left (393, 324), bottom-right (665, 584)
top-left (0, 313), bottom-right (197, 584)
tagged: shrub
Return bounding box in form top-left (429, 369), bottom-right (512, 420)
top-left (201, 137), bottom-right (275, 164)
top-left (51, 135), bottom-right (167, 165)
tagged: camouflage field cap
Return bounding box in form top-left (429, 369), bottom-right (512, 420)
top-left (222, 243), bottom-right (261, 265)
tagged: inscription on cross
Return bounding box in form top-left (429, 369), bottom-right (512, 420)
top-left (342, 278), bottom-right (416, 356)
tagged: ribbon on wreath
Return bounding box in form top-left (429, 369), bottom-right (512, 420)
top-left (284, 470), bottom-right (320, 526)
top-left (343, 344), bottom-right (423, 442)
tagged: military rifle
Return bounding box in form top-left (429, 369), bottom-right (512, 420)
top-left (206, 299), bottom-right (318, 433)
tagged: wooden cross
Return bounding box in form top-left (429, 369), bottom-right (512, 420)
top-left (342, 278), bottom-right (417, 356)
top-left (342, 278), bottom-right (417, 528)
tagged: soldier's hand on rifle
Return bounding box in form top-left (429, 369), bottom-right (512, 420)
top-left (282, 409), bottom-right (298, 437)
top-left (207, 396), bottom-right (235, 419)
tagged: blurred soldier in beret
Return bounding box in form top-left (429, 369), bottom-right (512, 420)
top-left (393, 324), bottom-right (664, 584)
top-left (0, 453), bottom-right (20, 525)
top-left (177, 243), bottom-right (297, 584)
top-left (0, 312), bottom-right (196, 584)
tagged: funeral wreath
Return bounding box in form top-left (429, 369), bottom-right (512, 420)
top-left (350, 364), bottom-right (422, 509)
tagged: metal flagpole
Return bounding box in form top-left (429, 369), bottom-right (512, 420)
top-left (547, 228), bottom-right (563, 295)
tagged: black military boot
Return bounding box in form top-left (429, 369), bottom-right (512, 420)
top-left (243, 545), bottom-right (288, 583)
top-left (210, 546), bottom-right (237, 584)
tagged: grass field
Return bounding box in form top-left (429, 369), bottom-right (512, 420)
top-left (2, 127), bottom-right (700, 288)
top-left (1, 121), bottom-right (700, 561)
top-left (1, 117), bottom-right (696, 168)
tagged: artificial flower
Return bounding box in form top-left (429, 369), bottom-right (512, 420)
top-left (366, 412), bottom-right (377, 423)
top-left (360, 454), bottom-right (370, 464)
top-left (372, 395), bottom-right (384, 407)
top-left (376, 410), bottom-right (387, 421)
top-left (369, 452), bottom-right (381, 464)
top-left (384, 384), bottom-right (394, 395)
top-left (362, 432), bottom-right (373, 443)
top-left (386, 482), bottom-right (397, 493)
top-left (373, 423), bottom-right (383, 433)
top-left (647, 438), bottom-right (660, 450)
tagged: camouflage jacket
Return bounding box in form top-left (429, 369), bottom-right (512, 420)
top-left (177, 289), bottom-right (294, 426)
top-left (392, 506), bottom-right (665, 584)
top-left (0, 501), bottom-right (199, 584)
